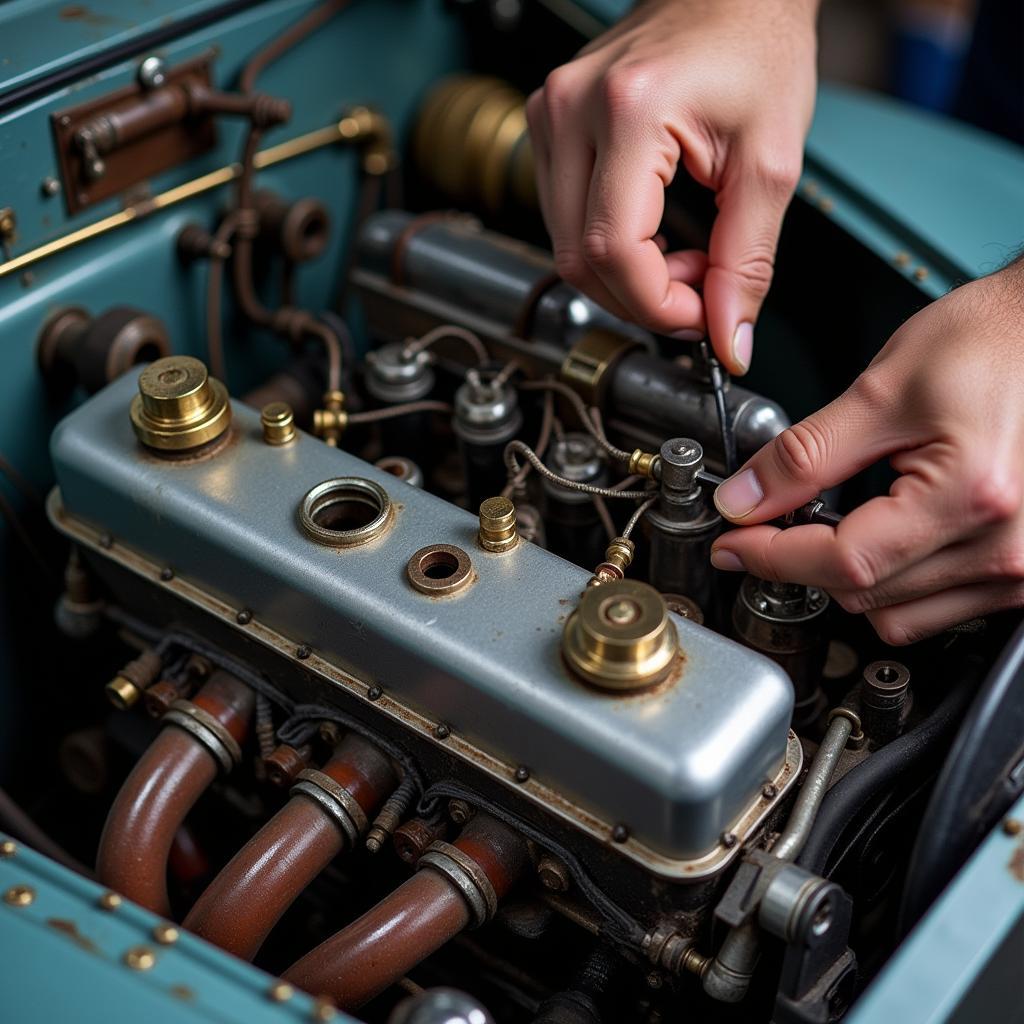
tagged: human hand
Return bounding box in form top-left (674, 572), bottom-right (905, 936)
top-left (526, 0), bottom-right (818, 373)
top-left (710, 263), bottom-right (1024, 644)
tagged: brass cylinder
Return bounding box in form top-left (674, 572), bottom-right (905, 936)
top-left (562, 580), bottom-right (679, 692)
top-left (478, 496), bottom-right (519, 553)
top-left (261, 401), bottom-right (296, 446)
top-left (130, 356), bottom-right (231, 452)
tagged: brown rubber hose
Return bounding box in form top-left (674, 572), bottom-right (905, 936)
top-left (96, 672), bottom-right (253, 915)
top-left (183, 736), bottom-right (395, 959)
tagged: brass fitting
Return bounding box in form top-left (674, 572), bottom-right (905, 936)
top-left (588, 536), bottom-right (634, 586)
top-left (130, 356), bottom-right (231, 452)
top-left (105, 676), bottom-right (141, 710)
top-left (261, 401), bottom-right (296, 445)
top-left (628, 448), bottom-right (660, 479)
top-left (339, 106), bottom-right (396, 176)
top-left (562, 579), bottom-right (679, 692)
top-left (312, 390), bottom-right (347, 447)
top-left (478, 496), bottom-right (519, 553)
top-left (105, 649), bottom-right (162, 710)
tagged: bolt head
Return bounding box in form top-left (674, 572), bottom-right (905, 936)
top-left (514, 765), bottom-right (530, 783)
top-left (434, 723), bottom-right (450, 740)
top-left (236, 609), bottom-right (252, 625)
top-left (720, 831), bottom-right (738, 848)
top-left (1003, 818), bottom-right (1023, 837)
top-left (611, 823), bottom-right (629, 843)
top-left (367, 685), bottom-right (382, 701)
top-left (137, 55), bottom-right (167, 90)
top-left (296, 644), bottom-right (311, 660)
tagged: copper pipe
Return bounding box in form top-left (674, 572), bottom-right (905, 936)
top-left (284, 815), bottom-right (526, 1008)
top-left (96, 672), bottom-right (253, 916)
top-left (183, 736), bottom-right (395, 959)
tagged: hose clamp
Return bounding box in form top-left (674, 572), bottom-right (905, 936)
top-left (291, 768), bottom-right (368, 848)
top-left (163, 699), bottom-right (241, 773)
top-left (418, 840), bottom-right (498, 928)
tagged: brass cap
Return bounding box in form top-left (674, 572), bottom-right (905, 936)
top-left (106, 675), bottom-right (141, 709)
top-left (261, 401), bottom-right (296, 445)
top-left (130, 356), bottom-right (231, 452)
top-left (478, 496), bottom-right (518, 552)
top-left (562, 580), bottom-right (679, 692)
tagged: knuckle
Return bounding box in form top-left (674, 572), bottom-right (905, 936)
top-left (525, 90), bottom-right (544, 134)
top-left (771, 422), bottom-right (830, 486)
top-left (869, 611), bottom-right (916, 647)
top-left (993, 544), bottom-right (1024, 582)
top-left (600, 65), bottom-right (651, 116)
top-left (731, 245), bottom-right (776, 296)
top-left (832, 541), bottom-right (878, 591)
top-left (543, 67), bottom-right (578, 118)
top-left (553, 248), bottom-right (588, 287)
top-left (847, 368), bottom-right (894, 418)
top-left (831, 590), bottom-right (868, 615)
top-left (968, 469), bottom-right (1022, 525)
top-left (581, 222), bottom-right (623, 271)
top-left (753, 154), bottom-right (802, 196)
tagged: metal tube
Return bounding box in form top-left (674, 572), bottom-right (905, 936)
top-left (96, 672), bottom-right (253, 915)
top-left (702, 714), bottom-right (853, 1003)
top-left (183, 736), bottom-right (395, 959)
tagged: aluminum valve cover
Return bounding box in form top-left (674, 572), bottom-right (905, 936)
top-left (50, 373), bottom-right (794, 863)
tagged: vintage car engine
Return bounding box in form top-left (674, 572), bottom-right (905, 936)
top-left (1, 2), bottom-right (1023, 1023)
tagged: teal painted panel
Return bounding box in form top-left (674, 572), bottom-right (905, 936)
top-left (0, 833), bottom-right (360, 1023)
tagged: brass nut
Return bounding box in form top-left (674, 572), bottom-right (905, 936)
top-left (478, 496), bottom-right (518, 552)
top-left (3, 884), bottom-right (34, 907)
top-left (123, 945), bottom-right (157, 971)
top-left (261, 402), bottom-right (296, 445)
top-left (562, 580), bottom-right (679, 692)
top-left (105, 675), bottom-right (141, 710)
top-left (130, 356), bottom-right (231, 452)
top-left (628, 449), bottom-right (659, 479)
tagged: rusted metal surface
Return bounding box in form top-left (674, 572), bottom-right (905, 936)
top-left (95, 672), bottom-right (253, 916)
top-left (284, 815), bottom-right (527, 1009)
top-left (183, 736), bottom-right (395, 960)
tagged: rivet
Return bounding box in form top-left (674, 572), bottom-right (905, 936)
top-left (434, 723), bottom-right (450, 740)
top-left (1002, 818), bottom-right (1023, 837)
top-left (59, 115), bottom-right (71, 128)
top-left (159, 567), bottom-right (174, 581)
top-left (611, 824), bottom-right (629, 844)
top-left (514, 765), bottom-right (530, 783)
top-left (0, 840), bottom-right (16, 858)
top-left (720, 831), bottom-right (738, 849)
top-left (818, 197), bottom-right (834, 213)
top-left (40, 177), bottom-right (60, 198)
top-left (367, 685), bottom-right (382, 701)
top-left (913, 266), bottom-right (929, 281)
top-left (311, 996), bottom-right (337, 1021)
top-left (4, 884), bottom-right (34, 907)
top-left (893, 251), bottom-right (911, 267)
top-left (152, 922), bottom-right (179, 945)
top-left (99, 532), bottom-right (114, 549)
top-left (762, 783), bottom-right (778, 800)
top-left (97, 891), bottom-right (122, 911)
top-left (267, 981), bottom-right (294, 1003)
top-left (296, 644), bottom-right (311, 660)
top-left (123, 945), bottom-right (156, 971)
top-left (236, 609), bottom-right (252, 625)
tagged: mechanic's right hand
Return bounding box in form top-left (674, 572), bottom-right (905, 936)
top-left (526, 0), bottom-right (819, 374)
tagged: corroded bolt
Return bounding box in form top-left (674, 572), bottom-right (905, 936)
top-left (762, 783), bottom-right (778, 800)
top-left (611, 824), bottom-right (630, 844)
top-left (434, 723), bottom-right (451, 740)
top-left (448, 799), bottom-right (474, 826)
top-left (720, 831), bottom-right (738, 849)
top-left (264, 744), bottom-right (310, 788)
top-left (537, 855), bottom-right (571, 893)
top-left (4, 885), bottom-right (34, 907)
top-left (144, 680), bottom-right (185, 718)
top-left (236, 608), bottom-right (253, 625)
top-left (261, 402), bottom-right (296, 446)
top-left (478, 496), bottom-right (519, 553)
top-left (514, 765), bottom-right (530, 783)
top-left (393, 819), bottom-right (446, 864)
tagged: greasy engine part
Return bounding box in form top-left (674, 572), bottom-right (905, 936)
top-left (541, 433), bottom-right (609, 568)
top-left (184, 734), bottom-right (396, 959)
top-left (352, 210), bottom-right (789, 469)
top-left (96, 671), bottom-right (254, 915)
top-left (49, 372), bottom-right (799, 894)
top-left (284, 814), bottom-right (528, 1009)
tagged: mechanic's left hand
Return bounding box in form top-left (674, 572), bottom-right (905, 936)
top-left (709, 261), bottom-right (1024, 644)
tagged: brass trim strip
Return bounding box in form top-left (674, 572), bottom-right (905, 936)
top-left (0, 119), bottom-right (358, 280)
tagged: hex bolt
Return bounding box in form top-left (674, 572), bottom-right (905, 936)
top-left (448, 799), bottom-right (474, 826)
top-left (537, 855), bottom-right (571, 892)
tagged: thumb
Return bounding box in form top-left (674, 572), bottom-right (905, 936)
top-left (713, 379), bottom-right (896, 523)
top-left (702, 142), bottom-right (801, 375)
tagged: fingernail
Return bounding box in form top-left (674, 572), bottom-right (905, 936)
top-left (671, 329), bottom-right (704, 341)
top-left (732, 322), bottom-right (753, 373)
top-left (710, 548), bottom-right (745, 572)
top-left (714, 468), bottom-right (764, 519)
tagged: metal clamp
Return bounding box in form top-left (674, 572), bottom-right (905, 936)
top-left (418, 840), bottom-right (498, 928)
top-left (291, 768), bottom-right (368, 848)
top-left (163, 699), bottom-right (241, 773)
top-left (758, 862), bottom-right (839, 946)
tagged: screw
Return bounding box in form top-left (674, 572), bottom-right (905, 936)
top-left (123, 945), bottom-right (156, 971)
top-left (268, 981), bottom-right (294, 1003)
top-left (159, 567), bottom-right (174, 581)
top-left (611, 824), bottom-right (629, 844)
top-left (236, 609), bottom-right (252, 625)
top-left (0, 840), bottom-right (16, 858)
top-left (152, 923), bottom-right (179, 945)
top-left (434, 723), bottom-right (450, 740)
top-left (4, 885), bottom-right (34, 907)
top-left (296, 644), bottom-right (311, 660)
top-left (537, 855), bottom-right (570, 893)
top-left (367, 685), bottom-right (382, 701)
top-left (137, 55), bottom-right (167, 90)
top-left (720, 831), bottom-right (738, 848)
top-left (514, 765), bottom-right (530, 783)
top-left (97, 891), bottom-right (122, 911)
top-left (1003, 818), bottom-right (1023, 837)
top-left (40, 176), bottom-right (60, 197)
top-left (762, 783), bottom-right (778, 800)
top-left (646, 971), bottom-right (663, 990)
top-left (99, 532), bottom-right (114, 549)
top-left (448, 799), bottom-right (474, 826)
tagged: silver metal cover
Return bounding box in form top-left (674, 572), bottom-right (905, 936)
top-left (50, 375), bottom-right (794, 862)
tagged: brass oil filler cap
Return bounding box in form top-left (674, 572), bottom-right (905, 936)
top-left (562, 579), bottom-right (679, 692)
top-left (130, 355), bottom-right (231, 451)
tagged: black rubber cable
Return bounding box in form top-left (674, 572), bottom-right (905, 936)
top-left (797, 665), bottom-right (981, 877)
